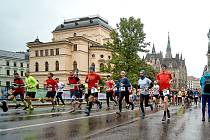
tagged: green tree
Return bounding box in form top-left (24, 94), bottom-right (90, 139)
top-left (106, 17), bottom-right (155, 84)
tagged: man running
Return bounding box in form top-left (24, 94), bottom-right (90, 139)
top-left (43, 73), bottom-right (58, 111)
top-left (0, 101), bottom-right (8, 112)
top-left (152, 81), bottom-right (160, 108)
top-left (9, 73), bottom-right (28, 109)
top-left (68, 71), bottom-right (80, 112)
top-left (55, 78), bottom-right (65, 107)
top-left (25, 71), bottom-right (37, 110)
top-left (84, 66), bottom-right (102, 116)
top-left (116, 71), bottom-right (134, 115)
top-left (105, 75), bottom-right (118, 110)
top-left (156, 64), bottom-right (172, 121)
top-left (137, 70), bottom-right (153, 119)
top-left (193, 88), bottom-right (199, 106)
top-left (200, 71), bottom-right (210, 122)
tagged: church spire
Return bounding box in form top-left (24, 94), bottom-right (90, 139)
top-left (152, 43), bottom-right (156, 54)
top-left (165, 32), bottom-right (172, 58)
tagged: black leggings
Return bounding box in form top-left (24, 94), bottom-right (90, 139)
top-left (56, 92), bottom-right (65, 105)
top-left (119, 92), bottom-right (133, 112)
top-left (140, 94), bottom-right (152, 113)
top-left (106, 91), bottom-right (117, 108)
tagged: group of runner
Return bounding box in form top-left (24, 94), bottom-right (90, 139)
top-left (0, 64), bottom-right (202, 122)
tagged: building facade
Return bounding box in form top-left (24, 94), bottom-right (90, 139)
top-left (145, 33), bottom-right (187, 90)
top-left (0, 50), bottom-right (29, 86)
top-left (27, 15), bottom-right (112, 86)
top-left (187, 76), bottom-right (200, 89)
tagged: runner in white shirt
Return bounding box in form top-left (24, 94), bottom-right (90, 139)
top-left (137, 70), bottom-right (153, 119)
top-left (55, 78), bottom-right (65, 106)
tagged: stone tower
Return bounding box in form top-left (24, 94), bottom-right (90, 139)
top-left (165, 32), bottom-right (172, 58)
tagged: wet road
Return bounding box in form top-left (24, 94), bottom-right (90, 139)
top-left (0, 104), bottom-right (209, 140)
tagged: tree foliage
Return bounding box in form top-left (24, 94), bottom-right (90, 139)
top-left (105, 17), bottom-right (156, 84)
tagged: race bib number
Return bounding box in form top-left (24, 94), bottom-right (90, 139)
top-left (163, 89), bottom-right (170, 96)
top-left (140, 88), bottom-right (146, 92)
top-left (47, 88), bottom-right (52, 92)
top-left (69, 84), bottom-right (74, 90)
top-left (91, 87), bottom-right (98, 94)
top-left (195, 95), bottom-right (198, 98)
top-left (121, 87), bottom-right (126, 91)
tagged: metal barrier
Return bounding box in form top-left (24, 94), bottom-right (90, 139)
top-left (0, 86), bottom-right (107, 100)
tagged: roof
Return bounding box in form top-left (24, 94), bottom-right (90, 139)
top-left (0, 50), bottom-right (28, 60)
top-left (145, 53), bottom-right (163, 61)
top-left (53, 15), bottom-right (113, 32)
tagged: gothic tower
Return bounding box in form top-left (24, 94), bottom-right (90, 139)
top-left (165, 32), bottom-right (172, 58)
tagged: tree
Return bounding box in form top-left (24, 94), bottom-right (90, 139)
top-left (106, 17), bottom-right (155, 84)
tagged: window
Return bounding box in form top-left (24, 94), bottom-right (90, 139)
top-left (27, 64), bottom-right (29, 68)
top-left (6, 61), bottom-right (9, 66)
top-left (74, 33), bottom-right (77, 37)
top-left (92, 54), bottom-right (95, 58)
top-left (73, 61), bottom-right (77, 71)
top-left (45, 62), bottom-right (49, 71)
top-left (35, 50), bottom-right (39, 57)
top-left (35, 62), bottom-right (39, 72)
top-left (50, 49), bottom-right (54, 56)
top-left (108, 56), bottom-right (111, 59)
top-left (100, 63), bottom-right (105, 72)
top-left (20, 63), bottom-right (23, 67)
top-left (14, 62), bottom-right (17, 67)
top-left (40, 50), bottom-right (43, 56)
top-left (0, 81), bottom-right (1, 86)
top-left (14, 70), bottom-right (17, 74)
top-left (7, 70), bottom-right (10, 76)
top-left (100, 55), bottom-right (104, 58)
top-left (21, 71), bottom-right (24, 77)
top-left (6, 81), bottom-right (10, 87)
top-left (56, 48), bottom-right (59, 55)
top-left (73, 44), bottom-right (77, 51)
top-left (55, 61), bottom-right (59, 71)
top-left (45, 49), bottom-right (48, 56)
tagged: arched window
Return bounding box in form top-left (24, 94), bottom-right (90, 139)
top-left (91, 63), bottom-right (96, 71)
top-left (55, 61), bottom-right (59, 71)
top-left (100, 63), bottom-right (105, 72)
top-left (73, 61), bottom-right (77, 71)
top-left (35, 62), bottom-right (39, 72)
top-left (45, 62), bottom-right (49, 71)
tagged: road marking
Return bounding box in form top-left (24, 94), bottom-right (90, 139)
top-left (0, 110), bottom-right (136, 132)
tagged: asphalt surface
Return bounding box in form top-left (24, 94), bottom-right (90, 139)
top-left (0, 103), bottom-right (209, 140)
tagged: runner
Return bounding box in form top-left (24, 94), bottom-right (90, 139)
top-left (177, 89), bottom-right (182, 105)
top-left (43, 73), bottom-right (58, 111)
top-left (105, 75), bottom-right (118, 110)
top-left (200, 71), bottom-right (210, 122)
top-left (25, 71), bottom-right (38, 110)
top-left (152, 81), bottom-right (160, 108)
top-left (137, 70), bottom-right (153, 119)
top-left (55, 78), bottom-right (65, 107)
top-left (193, 88), bottom-right (199, 106)
top-left (156, 64), bottom-right (172, 121)
top-left (8, 73), bottom-right (28, 109)
top-left (114, 80), bottom-right (120, 101)
top-left (68, 71), bottom-right (81, 112)
top-left (0, 101), bottom-right (8, 112)
top-left (84, 66), bottom-right (102, 116)
top-left (116, 71), bottom-right (134, 115)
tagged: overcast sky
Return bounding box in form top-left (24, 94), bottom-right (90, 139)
top-left (0, 0), bottom-right (210, 78)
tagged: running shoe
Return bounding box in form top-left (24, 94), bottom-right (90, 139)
top-left (162, 115), bottom-right (166, 121)
top-left (15, 104), bottom-right (21, 109)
